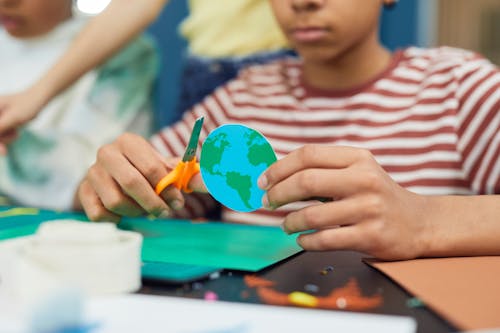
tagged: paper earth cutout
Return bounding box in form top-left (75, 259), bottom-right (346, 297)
top-left (200, 124), bottom-right (277, 212)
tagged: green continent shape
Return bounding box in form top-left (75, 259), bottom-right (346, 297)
top-left (246, 130), bottom-right (276, 167)
top-left (226, 171), bottom-right (253, 210)
top-left (247, 142), bottom-right (276, 167)
top-left (202, 133), bottom-right (230, 175)
top-left (245, 130), bottom-right (262, 147)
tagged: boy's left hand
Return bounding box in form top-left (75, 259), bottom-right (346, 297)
top-left (258, 145), bottom-right (431, 261)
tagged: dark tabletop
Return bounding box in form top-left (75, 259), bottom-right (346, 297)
top-left (140, 250), bottom-right (456, 333)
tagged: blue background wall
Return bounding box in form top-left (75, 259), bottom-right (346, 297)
top-left (147, 0), bottom-right (188, 129)
top-left (381, 0), bottom-right (419, 50)
top-left (147, 0), bottom-right (421, 129)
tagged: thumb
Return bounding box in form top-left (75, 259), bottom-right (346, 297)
top-left (188, 172), bottom-right (208, 193)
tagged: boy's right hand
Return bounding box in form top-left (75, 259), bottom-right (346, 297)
top-left (77, 133), bottom-right (206, 222)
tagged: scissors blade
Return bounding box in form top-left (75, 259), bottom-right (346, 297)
top-left (182, 116), bottom-right (204, 162)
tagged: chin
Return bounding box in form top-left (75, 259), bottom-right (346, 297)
top-left (298, 49), bottom-right (341, 65)
top-left (294, 42), bottom-right (344, 63)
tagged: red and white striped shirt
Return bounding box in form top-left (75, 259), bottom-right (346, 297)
top-left (150, 47), bottom-right (500, 225)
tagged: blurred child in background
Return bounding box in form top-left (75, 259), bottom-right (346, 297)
top-left (0, 0), bottom-right (157, 209)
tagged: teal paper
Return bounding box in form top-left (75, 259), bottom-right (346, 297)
top-left (0, 207), bottom-right (301, 272)
top-left (200, 124), bottom-right (277, 212)
top-left (120, 218), bottom-right (300, 271)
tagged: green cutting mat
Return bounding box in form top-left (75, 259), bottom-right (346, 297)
top-left (0, 206), bottom-right (301, 271)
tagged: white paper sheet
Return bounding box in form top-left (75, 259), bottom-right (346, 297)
top-left (86, 294), bottom-right (416, 333)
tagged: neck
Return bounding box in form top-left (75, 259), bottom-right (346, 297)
top-left (302, 31), bottom-right (392, 91)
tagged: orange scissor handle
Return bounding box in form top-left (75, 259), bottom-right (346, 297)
top-left (155, 158), bottom-right (200, 195)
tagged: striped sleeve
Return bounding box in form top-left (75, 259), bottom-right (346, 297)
top-left (455, 54), bottom-right (500, 194)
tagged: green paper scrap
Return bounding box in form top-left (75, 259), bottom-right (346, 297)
top-left (406, 297), bottom-right (425, 308)
top-left (120, 218), bottom-right (300, 271)
top-left (0, 207), bottom-right (301, 272)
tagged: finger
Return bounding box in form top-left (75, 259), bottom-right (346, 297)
top-left (296, 225), bottom-right (367, 253)
top-left (158, 185), bottom-right (185, 211)
top-left (97, 143), bottom-right (173, 218)
top-left (282, 198), bottom-right (366, 234)
top-left (78, 179), bottom-right (121, 223)
top-left (119, 136), bottom-right (187, 212)
top-left (87, 164), bottom-right (145, 217)
top-left (264, 167), bottom-right (375, 209)
top-left (118, 136), bottom-right (190, 212)
top-left (259, 145), bottom-right (370, 190)
top-left (117, 134), bottom-right (172, 186)
top-left (188, 172), bottom-right (207, 193)
top-left (0, 144), bottom-right (6, 156)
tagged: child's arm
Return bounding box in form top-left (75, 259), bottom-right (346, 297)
top-left (0, 0), bottom-right (168, 141)
top-left (77, 133), bottom-right (208, 222)
top-left (1, 35), bottom-right (159, 211)
top-left (259, 145), bottom-right (500, 260)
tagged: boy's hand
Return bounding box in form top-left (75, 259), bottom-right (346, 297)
top-left (258, 145), bottom-right (431, 261)
top-left (77, 133), bottom-right (206, 222)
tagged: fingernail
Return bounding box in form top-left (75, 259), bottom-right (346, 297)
top-left (257, 174), bottom-right (268, 190)
top-left (262, 193), bottom-right (270, 209)
top-left (159, 210), bottom-right (171, 219)
top-left (296, 237), bottom-right (303, 248)
top-left (171, 199), bottom-right (183, 211)
top-left (281, 223), bottom-right (292, 235)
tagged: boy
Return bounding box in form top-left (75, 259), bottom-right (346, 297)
top-left (0, 0), bottom-right (157, 210)
top-left (77, 0), bottom-right (500, 260)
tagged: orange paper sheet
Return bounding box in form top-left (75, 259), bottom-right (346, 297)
top-left (366, 256), bottom-right (500, 331)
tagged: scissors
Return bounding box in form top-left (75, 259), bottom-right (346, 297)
top-left (155, 116), bottom-right (204, 195)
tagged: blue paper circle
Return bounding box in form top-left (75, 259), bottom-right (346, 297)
top-left (200, 124), bottom-right (277, 212)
